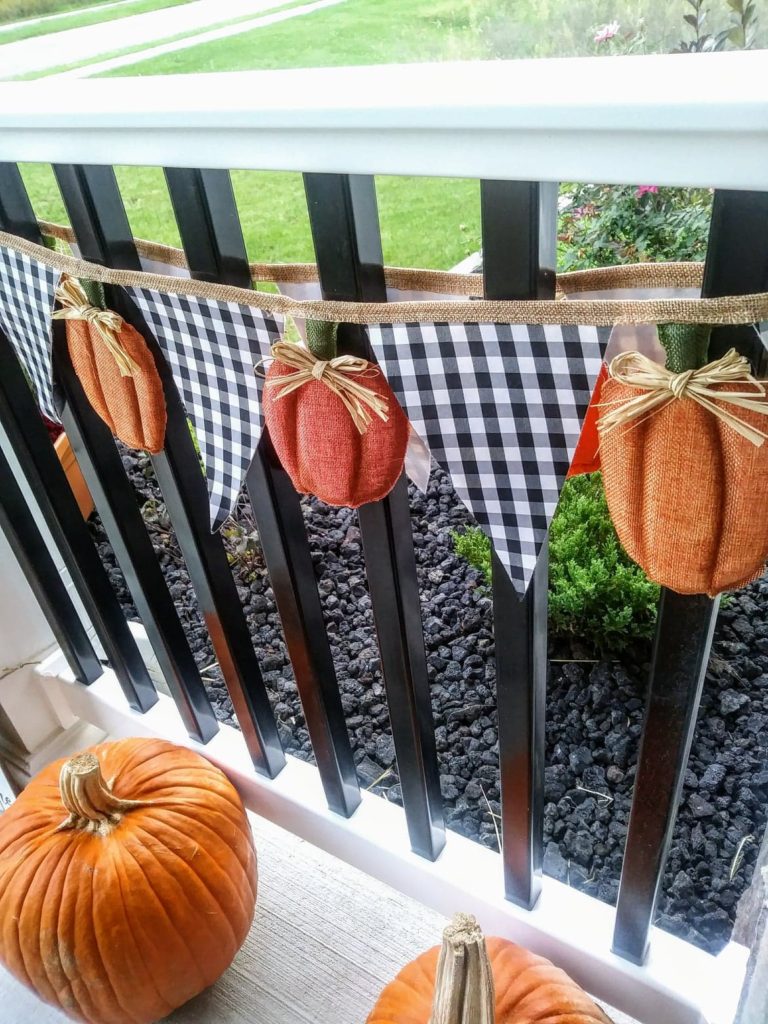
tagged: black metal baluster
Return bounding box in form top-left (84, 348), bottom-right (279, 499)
top-left (0, 162), bottom-right (214, 738)
top-left (53, 163), bottom-right (284, 776)
top-left (703, 190), bottom-right (768, 372)
top-left (304, 173), bottom-right (445, 860)
top-left (164, 167), bottom-right (360, 816)
top-left (0, 327), bottom-right (157, 711)
top-left (0, 166), bottom-right (160, 710)
top-left (480, 180), bottom-right (557, 909)
top-left (0, 163), bottom-right (41, 240)
top-left (51, 320), bottom-right (219, 742)
top-left (0, 443), bottom-right (101, 685)
top-left (612, 188), bottom-right (768, 963)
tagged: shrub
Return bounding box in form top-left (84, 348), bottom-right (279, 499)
top-left (558, 184), bottom-right (713, 270)
top-left (452, 473), bottom-right (660, 653)
top-left (452, 525), bottom-right (492, 581)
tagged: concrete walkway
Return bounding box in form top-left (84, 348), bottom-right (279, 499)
top-left (0, 0), bottom-right (293, 78)
top-left (55, 0), bottom-right (344, 78)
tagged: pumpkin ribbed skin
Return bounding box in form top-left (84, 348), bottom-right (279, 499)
top-left (263, 358), bottom-right (409, 507)
top-left (0, 738), bottom-right (257, 1024)
top-left (600, 380), bottom-right (768, 595)
top-left (367, 937), bottom-right (612, 1024)
top-left (66, 319), bottom-right (166, 453)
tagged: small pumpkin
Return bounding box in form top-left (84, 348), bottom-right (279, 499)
top-left (263, 321), bottom-right (409, 507)
top-left (0, 738), bottom-right (257, 1024)
top-left (367, 913), bottom-right (612, 1024)
top-left (55, 277), bottom-right (166, 453)
top-left (600, 324), bottom-right (768, 596)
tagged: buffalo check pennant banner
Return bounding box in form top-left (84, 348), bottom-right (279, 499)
top-left (367, 322), bottom-right (611, 594)
top-left (0, 244), bottom-right (62, 423)
top-left (127, 287), bottom-right (283, 530)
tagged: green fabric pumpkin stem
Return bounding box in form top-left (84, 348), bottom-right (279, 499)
top-left (42, 234), bottom-right (106, 310)
top-left (657, 323), bottom-right (712, 373)
top-left (80, 278), bottom-right (107, 312)
top-left (306, 319), bottom-right (338, 360)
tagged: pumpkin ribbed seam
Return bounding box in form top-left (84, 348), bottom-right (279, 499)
top-left (497, 960), bottom-right (571, 1012)
top-left (128, 772), bottom-right (248, 820)
top-left (85, 849), bottom-right (139, 1023)
top-left (129, 818), bottom-right (245, 947)
top-left (113, 838), bottom-right (199, 1011)
top-left (63, 843), bottom-right (110, 1024)
top-left (49, 841), bottom-right (85, 1020)
top-left (33, 839), bottom-right (77, 1011)
top-left (3, 836), bottom-right (64, 988)
top-left (141, 804), bottom-right (256, 897)
top-left (107, 740), bottom-right (177, 788)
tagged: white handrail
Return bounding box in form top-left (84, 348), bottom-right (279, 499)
top-left (0, 52), bottom-right (767, 187)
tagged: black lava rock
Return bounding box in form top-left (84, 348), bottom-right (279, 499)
top-left (88, 447), bottom-right (768, 957)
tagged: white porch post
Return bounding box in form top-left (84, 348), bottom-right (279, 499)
top-left (0, 437), bottom-right (106, 792)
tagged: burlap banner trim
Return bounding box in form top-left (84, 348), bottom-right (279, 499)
top-left (40, 219), bottom-right (705, 298)
top-left (4, 230), bottom-right (764, 327)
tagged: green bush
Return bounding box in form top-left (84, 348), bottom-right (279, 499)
top-left (452, 473), bottom-right (660, 653)
top-left (558, 184), bottom-right (713, 270)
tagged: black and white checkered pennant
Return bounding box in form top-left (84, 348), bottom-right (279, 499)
top-left (127, 288), bottom-right (283, 529)
top-left (367, 322), bottom-right (611, 594)
top-left (0, 244), bottom-right (62, 423)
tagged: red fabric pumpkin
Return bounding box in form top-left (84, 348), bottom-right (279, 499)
top-left (263, 337), bottom-right (409, 507)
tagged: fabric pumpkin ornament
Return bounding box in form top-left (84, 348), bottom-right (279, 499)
top-left (54, 277), bottom-right (167, 453)
top-left (263, 321), bottom-right (409, 507)
top-left (0, 738), bottom-right (257, 1024)
top-left (599, 324), bottom-right (768, 596)
top-left (367, 913), bottom-right (613, 1024)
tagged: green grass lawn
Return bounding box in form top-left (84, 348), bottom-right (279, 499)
top-left (15, 0), bottom-right (763, 271)
top-left (0, 0), bottom-right (187, 44)
top-left (20, 163), bottom-right (481, 269)
top-left (99, 0), bottom-right (486, 75)
top-left (1, 0), bottom-right (132, 26)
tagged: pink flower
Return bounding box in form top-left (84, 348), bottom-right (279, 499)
top-left (635, 185), bottom-right (659, 198)
top-left (594, 20), bottom-right (620, 43)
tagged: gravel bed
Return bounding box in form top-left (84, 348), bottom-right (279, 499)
top-left (90, 446), bottom-right (768, 955)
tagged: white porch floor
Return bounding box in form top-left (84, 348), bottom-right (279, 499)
top-left (0, 811), bottom-right (635, 1024)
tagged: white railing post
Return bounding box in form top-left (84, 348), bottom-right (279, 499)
top-left (0, 441), bottom-right (106, 790)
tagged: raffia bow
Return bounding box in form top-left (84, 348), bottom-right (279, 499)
top-left (52, 276), bottom-right (138, 377)
top-left (264, 341), bottom-right (389, 434)
top-left (599, 348), bottom-right (768, 446)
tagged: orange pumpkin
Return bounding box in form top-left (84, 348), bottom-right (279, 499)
top-left (66, 317), bottom-right (167, 454)
top-left (599, 325), bottom-right (768, 596)
top-left (0, 738), bottom-right (257, 1024)
top-left (367, 914), bottom-right (612, 1024)
top-left (263, 327), bottom-right (409, 507)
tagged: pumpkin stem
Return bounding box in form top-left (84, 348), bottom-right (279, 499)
top-left (657, 323), bottom-right (711, 373)
top-left (57, 752), bottom-right (144, 836)
top-left (429, 914), bottom-right (495, 1024)
top-left (306, 319), bottom-right (338, 360)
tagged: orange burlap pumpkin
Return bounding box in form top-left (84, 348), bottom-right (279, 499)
top-left (367, 914), bottom-right (612, 1024)
top-left (600, 326), bottom-right (768, 596)
top-left (0, 738), bottom-right (257, 1024)
top-left (263, 334), bottom-right (409, 507)
top-left (66, 317), bottom-right (167, 453)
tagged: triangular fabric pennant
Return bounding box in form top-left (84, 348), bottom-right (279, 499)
top-left (127, 287), bottom-right (283, 529)
top-left (0, 243), bottom-right (62, 423)
top-left (366, 322), bottom-right (611, 594)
